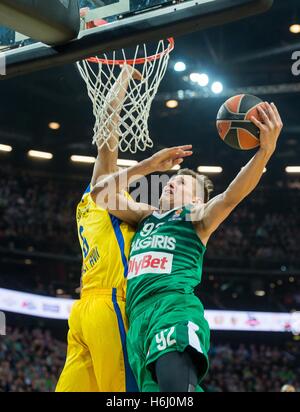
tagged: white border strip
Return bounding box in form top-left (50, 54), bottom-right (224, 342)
top-left (0, 288), bottom-right (75, 320)
top-left (205, 310), bottom-right (300, 334)
top-left (0, 288), bottom-right (299, 333)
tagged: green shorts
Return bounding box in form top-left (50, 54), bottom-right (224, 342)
top-left (126, 293), bottom-right (210, 392)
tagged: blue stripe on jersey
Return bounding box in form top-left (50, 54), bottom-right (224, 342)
top-left (84, 184), bottom-right (91, 195)
top-left (112, 288), bottom-right (139, 392)
top-left (109, 214), bottom-right (128, 278)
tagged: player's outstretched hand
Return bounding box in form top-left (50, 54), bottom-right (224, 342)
top-left (120, 64), bottom-right (143, 82)
top-left (251, 102), bottom-right (283, 154)
top-left (149, 145), bottom-right (193, 172)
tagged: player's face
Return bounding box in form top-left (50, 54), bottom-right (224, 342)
top-left (160, 175), bottom-right (202, 209)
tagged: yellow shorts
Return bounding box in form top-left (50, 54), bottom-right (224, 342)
top-left (56, 288), bottom-right (138, 392)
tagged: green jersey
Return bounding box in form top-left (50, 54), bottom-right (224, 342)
top-left (126, 206), bottom-right (206, 317)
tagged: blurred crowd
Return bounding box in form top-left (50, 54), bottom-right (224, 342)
top-left (206, 187), bottom-right (300, 264)
top-left (0, 326), bottom-right (66, 392)
top-left (0, 165), bottom-right (82, 256)
top-left (204, 342), bottom-right (300, 392)
top-left (0, 325), bottom-right (299, 392)
top-left (0, 164), bottom-right (299, 264)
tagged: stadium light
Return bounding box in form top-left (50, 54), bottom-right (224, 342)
top-left (28, 150), bottom-right (53, 160)
top-left (290, 24), bottom-right (300, 34)
top-left (189, 72), bottom-right (209, 87)
top-left (166, 100), bottom-right (179, 109)
top-left (48, 122), bottom-right (61, 130)
top-left (286, 166), bottom-right (300, 173)
top-left (71, 155), bottom-right (95, 163)
top-left (289, 277), bottom-right (295, 283)
top-left (190, 73), bottom-right (201, 83)
top-left (198, 73), bottom-right (209, 87)
top-left (255, 290), bottom-right (266, 297)
top-left (174, 62), bottom-right (186, 72)
top-left (211, 81), bottom-right (223, 94)
top-left (197, 166), bottom-right (223, 174)
top-left (70, 157), bottom-right (139, 166)
top-left (0, 144), bottom-right (12, 152)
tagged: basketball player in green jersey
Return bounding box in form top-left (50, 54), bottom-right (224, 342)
top-left (92, 102), bottom-right (283, 391)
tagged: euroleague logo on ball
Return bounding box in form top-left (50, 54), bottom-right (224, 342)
top-left (216, 94), bottom-right (263, 150)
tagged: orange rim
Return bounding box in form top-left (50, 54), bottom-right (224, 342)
top-left (86, 38), bottom-right (175, 65)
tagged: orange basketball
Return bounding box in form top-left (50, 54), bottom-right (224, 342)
top-left (216, 94), bottom-right (264, 150)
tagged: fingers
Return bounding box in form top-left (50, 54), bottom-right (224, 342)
top-left (251, 101), bottom-right (282, 152)
top-left (264, 102), bottom-right (277, 125)
top-left (253, 102), bottom-right (283, 132)
top-left (257, 104), bottom-right (272, 129)
top-left (176, 145), bottom-right (193, 151)
top-left (120, 64), bottom-right (134, 76)
top-left (265, 102), bottom-right (283, 130)
top-left (270, 102), bottom-right (283, 128)
top-left (169, 145), bottom-right (193, 157)
top-left (251, 115), bottom-right (266, 132)
top-left (120, 65), bottom-right (143, 81)
top-left (133, 69), bottom-right (143, 81)
top-left (175, 149), bottom-right (193, 158)
top-left (164, 145), bottom-right (192, 153)
top-left (174, 158), bottom-right (184, 165)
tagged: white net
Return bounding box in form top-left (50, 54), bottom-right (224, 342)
top-left (77, 39), bottom-right (173, 153)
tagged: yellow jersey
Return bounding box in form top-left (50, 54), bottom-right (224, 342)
top-left (76, 185), bottom-right (135, 293)
top-left (56, 185), bottom-right (139, 392)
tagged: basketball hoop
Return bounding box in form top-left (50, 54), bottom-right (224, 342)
top-left (77, 16), bottom-right (174, 153)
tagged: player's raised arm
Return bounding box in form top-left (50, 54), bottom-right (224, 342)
top-left (194, 102), bottom-right (283, 245)
top-left (90, 65), bottom-right (143, 187)
top-left (91, 145), bottom-right (193, 225)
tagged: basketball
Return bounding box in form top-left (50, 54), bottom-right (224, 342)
top-left (216, 94), bottom-right (264, 150)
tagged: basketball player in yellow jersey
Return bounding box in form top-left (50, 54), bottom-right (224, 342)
top-left (56, 65), bottom-right (142, 392)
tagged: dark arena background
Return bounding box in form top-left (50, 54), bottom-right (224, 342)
top-left (0, 0), bottom-right (300, 393)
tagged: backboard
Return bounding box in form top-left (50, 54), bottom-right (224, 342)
top-left (0, 0), bottom-right (273, 79)
top-left (0, 0), bottom-right (168, 49)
